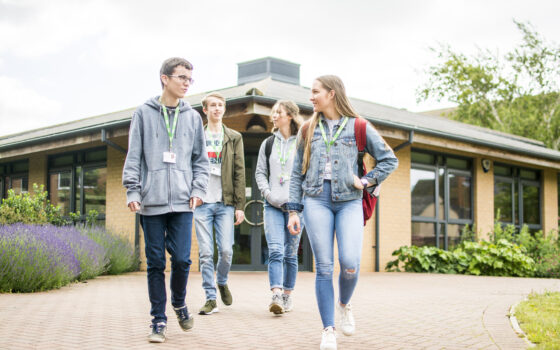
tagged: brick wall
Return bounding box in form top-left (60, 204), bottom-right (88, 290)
top-left (542, 169), bottom-right (559, 234)
top-left (28, 153), bottom-right (47, 190)
top-left (378, 142), bottom-right (411, 270)
top-left (474, 157), bottom-right (494, 240)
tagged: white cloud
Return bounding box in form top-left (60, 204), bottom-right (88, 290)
top-left (0, 76), bottom-right (62, 136)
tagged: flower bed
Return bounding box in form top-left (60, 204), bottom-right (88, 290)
top-left (0, 223), bottom-right (138, 293)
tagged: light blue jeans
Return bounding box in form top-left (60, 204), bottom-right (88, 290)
top-left (303, 180), bottom-right (363, 328)
top-left (194, 202), bottom-right (235, 300)
top-left (263, 202), bottom-right (303, 291)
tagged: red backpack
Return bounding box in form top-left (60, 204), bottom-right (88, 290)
top-left (301, 118), bottom-right (378, 225)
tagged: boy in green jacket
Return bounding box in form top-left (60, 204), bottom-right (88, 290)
top-left (195, 92), bottom-right (246, 315)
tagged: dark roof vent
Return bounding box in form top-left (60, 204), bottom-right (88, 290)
top-left (237, 57), bottom-right (300, 85)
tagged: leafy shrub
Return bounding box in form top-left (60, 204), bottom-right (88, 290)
top-left (386, 239), bottom-right (535, 277)
top-left (385, 245), bottom-right (461, 274)
top-left (456, 239), bottom-right (535, 277)
top-left (488, 222), bottom-right (559, 278)
top-left (0, 184), bottom-right (70, 226)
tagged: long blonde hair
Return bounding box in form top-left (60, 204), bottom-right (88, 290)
top-left (301, 75), bottom-right (361, 174)
top-left (271, 100), bottom-right (303, 136)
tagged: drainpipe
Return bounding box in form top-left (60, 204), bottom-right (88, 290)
top-left (393, 130), bottom-right (414, 152)
top-left (375, 130), bottom-right (414, 272)
top-left (101, 129), bottom-right (127, 154)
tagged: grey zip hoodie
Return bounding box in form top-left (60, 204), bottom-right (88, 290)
top-left (255, 131), bottom-right (297, 209)
top-left (122, 96), bottom-right (209, 216)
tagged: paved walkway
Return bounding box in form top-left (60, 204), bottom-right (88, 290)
top-left (1, 271), bottom-right (559, 349)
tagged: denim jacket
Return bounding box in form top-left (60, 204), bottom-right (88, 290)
top-left (285, 115), bottom-right (398, 212)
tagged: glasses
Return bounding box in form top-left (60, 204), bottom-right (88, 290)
top-left (167, 75), bottom-right (194, 84)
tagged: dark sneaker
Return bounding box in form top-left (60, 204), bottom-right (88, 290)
top-left (199, 299), bottom-right (219, 315)
top-left (174, 306), bottom-right (194, 331)
top-left (269, 292), bottom-right (284, 315)
top-left (218, 284), bottom-right (233, 306)
top-left (148, 322), bottom-right (167, 343)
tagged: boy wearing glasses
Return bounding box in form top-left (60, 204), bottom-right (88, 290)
top-left (123, 57), bottom-right (209, 343)
top-left (194, 92), bottom-right (246, 315)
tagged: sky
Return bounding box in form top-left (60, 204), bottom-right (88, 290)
top-left (0, 0), bottom-right (558, 137)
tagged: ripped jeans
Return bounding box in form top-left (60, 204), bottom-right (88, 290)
top-left (263, 202), bottom-right (303, 291)
top-left (194, 202), bottom-right (235, 301)
top-left (303, 180), bottom-right (363, 328)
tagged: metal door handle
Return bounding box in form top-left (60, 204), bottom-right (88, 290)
top-left (244, 199), bottom-right (264, 226)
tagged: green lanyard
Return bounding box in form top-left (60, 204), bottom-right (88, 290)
top-left (275, 137), bottom-right (296, 166)
top-left (206, 125), bottom-right (224, 159)
top-left (319, 116), bottom-right (349, 152)
top-left (162, 105), bottom-right (180, 150)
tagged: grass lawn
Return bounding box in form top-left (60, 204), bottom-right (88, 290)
top-left (515, 291), bottom-right (560, 349)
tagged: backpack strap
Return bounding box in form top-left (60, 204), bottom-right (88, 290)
top-left (354, 118), bottom-right (368, 177)
top-left (264, 135), bottom-right (275, 178)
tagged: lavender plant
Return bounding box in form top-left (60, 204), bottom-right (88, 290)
top-left (77, 225), bottom-right (139, 275)
top-left (0, 224), bottom-right (80, 292)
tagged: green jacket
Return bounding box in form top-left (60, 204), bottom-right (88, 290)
top-left (219, 126), bottom-right (246, 210)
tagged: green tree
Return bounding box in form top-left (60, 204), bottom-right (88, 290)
top-left (417, 20), bottom-right (560, 150)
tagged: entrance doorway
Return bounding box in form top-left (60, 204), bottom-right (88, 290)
top-left (230, 135), bottom-right (312, 271)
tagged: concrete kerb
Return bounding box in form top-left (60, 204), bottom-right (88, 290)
top-left (509, 299), bottom-right (536, 348)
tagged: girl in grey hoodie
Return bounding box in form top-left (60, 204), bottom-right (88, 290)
top-left (255, 100), bottom-right (304, 315)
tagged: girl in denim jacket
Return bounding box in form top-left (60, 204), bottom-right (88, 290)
top-left (255, 100), bottom-right (304, 316)
top-left (285, 75), bottom-right (398, 350)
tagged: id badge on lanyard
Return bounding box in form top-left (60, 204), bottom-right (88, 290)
top-left (162, 103), bottom-right (179, 164)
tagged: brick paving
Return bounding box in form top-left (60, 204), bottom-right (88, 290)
top-left (0, 271), bottom-right (559, 349)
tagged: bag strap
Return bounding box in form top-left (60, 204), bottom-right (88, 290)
top-left (355, 118), bottom-right (367, 177)
top-left (264, 135), bottom-right (275, 177)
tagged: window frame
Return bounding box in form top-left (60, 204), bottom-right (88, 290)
top-left (493, 163), bottom-right (542, 231)
top-left (47, 147), bottom-right (107, 223)
top-left (0, 160), bottom-right (29, 199)
top-left (410, 149), bottom-right (474, 250)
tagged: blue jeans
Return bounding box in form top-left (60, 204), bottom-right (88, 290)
top-left (264, 202), bottom-right (303, 291)
top-left (194, 202), bottom-right (235, 300)
top-left (140, 212), bottom-right (193, 325)
top-left (303, 180), bottom-right (363, 328)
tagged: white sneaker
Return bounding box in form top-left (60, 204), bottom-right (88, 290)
top-left (282, 293), bottom-right (293, 312)
top-left (269, 292), bottom-right (284, 315)
top-left (337, 302), bottom-right (355, 336)
top-left (320, 326), bottom-right (337, 350)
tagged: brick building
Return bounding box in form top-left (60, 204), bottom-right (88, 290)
top-left (1, 57), bottom-right (559, 272)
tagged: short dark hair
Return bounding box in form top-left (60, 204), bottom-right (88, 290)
top-left (160, 57), bottom-right (193, 89)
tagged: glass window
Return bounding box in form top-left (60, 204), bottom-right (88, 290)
top-left (449, 173), bottom-right (472, 220)
top-left (0, 160), bottom-right (29, 198)
top-left (84, 167), bottom-right (107, 215)
top-left (85, 149), bottom-right (107, 163)
top-left (447, 157), bottom-right (470, 170)
top-left (411, 152), bottom-right (434, 165)
top-left (520, 169), bottom-right (538, 180)
top-left (49, 172), bottom-right (72, 216)
top-left (447, 224), bottom-right (466, 249)
top-left (50, 154), bottom-right (73, 167)
top-left (494, 181), bottom-right (512, 223)
top-left (494, 164), bottom-right (541, 230)
top-left (411, 150), bottom-right (473, 249)
top-left (411, 168), bottom-right (435, 217)
top-left (522, 184), bottom-right (540, 225)
top-left (412, 222), bottom-right (436, 247)
top-left (494, 165), bottom-right (511, 176)
top-left (48, 148), bottom-right (107, 223)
